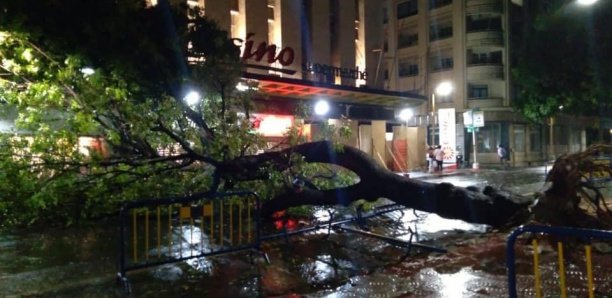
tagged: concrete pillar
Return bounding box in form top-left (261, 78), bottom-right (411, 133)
top-left (205, 0), bottom-right (231, 32)
top-left (359, 124), bottom-right (372, 155)
top-left (243, 0), bottom-right (268, 74)
top-left (347, 120), bottom-right (359, 147)
top-left (337, 0), bottom-right (357, 86)
top-left (280, 0), bottom-right (302, 79)
top-left (371, 120), bottom-right (387, 167)
top-left (406, 127), bottom-right (421, 171)
top-left (362, 0), bottom-right (383, 88)
top-left (310, 0), bottom-right (334, 83)
top-left (328, 119), bottom-right (359, 148)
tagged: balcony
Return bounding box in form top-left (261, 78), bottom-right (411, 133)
top-left (467, 65), bottom-right (504, 80)
top-left (466, 0), bottom-right (502, 16)
top-left (467, 97), bottom-right (504, 109)
top-left (467, 31), bottom-right (504, 47)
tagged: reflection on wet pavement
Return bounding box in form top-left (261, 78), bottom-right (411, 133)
top-left (1, 166), bottom-right (610, 297)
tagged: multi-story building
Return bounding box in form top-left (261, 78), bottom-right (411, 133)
top-left (383, 0), bottom-right (602, 167)
top-left (184, 0), bottom-right (428, 171)
top-left (167, 0), bottom-right (600, 169)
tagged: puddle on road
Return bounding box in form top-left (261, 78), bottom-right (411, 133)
top-left (2, 167), bottom-right (609, 297)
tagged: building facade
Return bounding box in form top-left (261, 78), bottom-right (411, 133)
top-left (180, 0), bottom-right (430, 171)
top-left (171, 0), bottom-right (598, 169)
top-left (382, 0), bottom-right (599, 167)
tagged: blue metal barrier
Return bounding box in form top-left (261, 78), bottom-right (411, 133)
top-left (506, 225), bottom-right (612, 298)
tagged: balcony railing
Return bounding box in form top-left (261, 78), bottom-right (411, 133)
top-left (467, 65), bottom-right (504, 80)
top-left (466, 31), bottom-right (504, 47)
top-left (466, 0), bottom-right (502, 15)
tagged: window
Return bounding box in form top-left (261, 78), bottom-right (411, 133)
top-left (530, 125), bottom-right (542, 152)
top-left (430, 23), bottom-right (452, 41)
top-left (399, 58), bottom-right (419, 77)
top-left (469, 51), bottom-right (502, 65)
top-left (267, 7), bottom-right (274, 20)
top-left (187, 0), bottom-right (203, 18)
top-left (398, 30), bottom-right (418, 48)
top-left (383, 7), bottom-right (388, 24)
top-left (554, 125), bottom-right (568, 145)
top-left (513, 125), bottom-right (525, 152)
top-left (397, 0), bottom-right (418, 19)
top-left (429, 0), bottom-right (452, 10)
top-left (476, 123), bottom-right (501, 153)
top-left (436, 94), bottom-right (452, 103)
top-left (431, 56), bottom-right (453, 71)
top-left (466, 16), bottom-right (502, 32)
top-left (469, 84), bottom-right (488, 98)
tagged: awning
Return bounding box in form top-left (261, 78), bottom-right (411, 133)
top-left (243, 72), bottom-right (426, 107)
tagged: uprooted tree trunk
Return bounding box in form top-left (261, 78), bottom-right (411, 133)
top-left (219, 141), bottom-right (534, 229)
top-left (532, 144), bottom-right (612, 229)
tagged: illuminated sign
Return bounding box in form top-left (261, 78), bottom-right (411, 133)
top-left (302, 62), bottom-right (367, 81)
top-left (251, 113), bottom-right (294, 137)
top-left (438, 108), bottom-right (456, 162)
top-left (232, 33), bottom-right (296, 75)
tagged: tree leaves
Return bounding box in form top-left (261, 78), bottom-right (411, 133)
top-left (512, 0), bottom-right (612, 122)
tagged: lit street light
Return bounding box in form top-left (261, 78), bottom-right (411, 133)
top-left (398, 108), bottom-right (413, 122)
top-left (430, 81), bottom-right (453, 146)
top-left (314, 100), bottom-right (330, 116)
top-left (183, 91), bottom-right (201, 106)
top-left (397, 108), bottom-right (414, 172)
top-left (435, 82), bottom-right (453, 97)
top-left (577, 0), bottom-right (598, 5)
top-left (80, 67), bottom-right (95, 76)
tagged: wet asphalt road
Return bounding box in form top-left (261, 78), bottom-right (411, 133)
top-left (2, 166), bottom-right (610, 297)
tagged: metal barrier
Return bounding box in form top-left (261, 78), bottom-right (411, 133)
top-left (506, 225), bottom-right (612, 298)
top-left (117, 197), bottom-right (447, 292)
top-left (116, 191), bottom-right (262, 292)
top-left (260, 202), bottom-right (446, 256)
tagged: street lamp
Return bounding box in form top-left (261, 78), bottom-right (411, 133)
top-left (398, 108), bottom-right (413, 122)
top-left (183, 90), bottom-right (201, 106)
top-left (430, 81), bottom-right (453, 146)
top-left (314, 100), bottom-right (330, 116)
top-left (397, 108), bottom-right (414, 172)
top-left (577, 0), bottom-right (598, 5)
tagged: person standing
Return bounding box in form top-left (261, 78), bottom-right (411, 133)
top-left (427, 146), bottom-right (435, 171)
top-left (434, 145), bottom-right (444, 171)
top-left (497, 144), bottom-right (508, 167)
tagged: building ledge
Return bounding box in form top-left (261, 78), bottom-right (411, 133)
top-left (243, 72), bottom-right (426, 107)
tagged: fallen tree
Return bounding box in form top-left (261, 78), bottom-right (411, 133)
top-left (2, 1), bottom-right (606, 232)
top-left (532, 144), bottom-right (612, 229)
top-left (218, 141), bottom-right (534, 229)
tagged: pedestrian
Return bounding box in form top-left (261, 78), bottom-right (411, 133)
top-left (434, 145), bottom-right (444, 171)
top-left (427, 146), bottom-right (435, 171)
top-left (497, 144), bottom-right (508, 167)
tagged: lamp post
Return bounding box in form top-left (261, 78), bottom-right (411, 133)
top-left (430, 82), bottom-right (453, 146)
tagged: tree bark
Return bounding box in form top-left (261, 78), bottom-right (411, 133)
top-left (220, 141), bottom-right (534, 229)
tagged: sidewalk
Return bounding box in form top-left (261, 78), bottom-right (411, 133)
top-left (403, 164), bottom-right (545, 180)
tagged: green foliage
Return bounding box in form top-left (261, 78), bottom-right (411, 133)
top-left (512, 0), bottom-right (612, 122)
top-left (0, 2), bottom-right (264, 228)
top-left (0, 1), bottom-right (357, 229)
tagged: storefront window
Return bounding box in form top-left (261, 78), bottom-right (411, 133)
top-left (530, 125), bottom-right (542, 152)
top-left (513, 125), bottom-right (525, 152)
top-left (476, 123), bottom-right (500, 153)
top-left (554, 125), bottom-right (568, 145)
